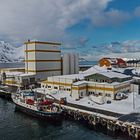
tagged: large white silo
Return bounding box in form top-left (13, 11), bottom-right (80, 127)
top-left (74, 53), bottom-right (79, 74)
top-left (63, 53), bottom-right (70, 75)
top-left (70, 53), bottom-right (75, 74)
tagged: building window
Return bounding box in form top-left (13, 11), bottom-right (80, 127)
top-left (22, 79), bottom-right (29, 85)
top-left (54, 87), bottom-right (58, 89)
top-left (98, 92), bottom-right (102, 96)
top-left (48, 86), bottom-right (51, 88)
top-left (81, 92), bottom-right (83, 97)
top-left (67, 89), bottom-right (71, 91)
top-left (106, 93), bottom-right (111, 97)
top-left (30, 77), bottom-right (35, 83)
top-left (59, 86), bottom-right (64, 90)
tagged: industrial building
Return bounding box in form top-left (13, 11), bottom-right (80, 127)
top-left (24, 41), bottom-right (62, 80)
top-left (41, 66), bottom-right (132, 100)
top-left (0, 40), bottom-right (79, 88)
top-left (0, 68), bottom-right (25, 86)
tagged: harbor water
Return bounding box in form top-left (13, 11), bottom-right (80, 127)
top-left (0, 98), bottom-right (127, 140)
top-left (0, 63), bottom-right (24, 68)
top-left (0, 61), bottom-right (97, 69)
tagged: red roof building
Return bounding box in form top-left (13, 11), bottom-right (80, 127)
top-left (99, 58), bottom-right (126, 68)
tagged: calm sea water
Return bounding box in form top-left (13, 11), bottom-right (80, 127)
top-left (0, 62), bottom-right (126, 140)
top-left (0, 98), bottom-right (126, 140)
top-left (79, 61), bottom-right (97, 66)
top-left (0, 61), bottom-right (97, 69)
top-left (0, 62), bottom-right (24, 68)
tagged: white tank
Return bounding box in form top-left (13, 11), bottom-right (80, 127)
top-left (63, 53), bottom-right (70, 75)
top-left (74, 53), bottom-right (79, 74)
top-left (70, 53), bottom-right (75, 74)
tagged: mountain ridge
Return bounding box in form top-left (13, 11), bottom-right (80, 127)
top-left (0, 41), bottom-right (24, 63)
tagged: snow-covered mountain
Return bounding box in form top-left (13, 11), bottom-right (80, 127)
top-left (79, 57), bottom-right (87, 62)
top-left (0, 41), bottom-right (24, 63)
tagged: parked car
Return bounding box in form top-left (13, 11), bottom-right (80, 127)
top-left (115, 92), bottom-right (128, 100)
top-left (107, 100), bottom-right (111, 104)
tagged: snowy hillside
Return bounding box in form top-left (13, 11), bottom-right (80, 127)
top-left (0, 41), bottom-right (24, 63)
top-left (79, 57), bottom-right (87, 62)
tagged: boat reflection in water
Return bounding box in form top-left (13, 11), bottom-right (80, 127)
top-left (12, 90), bottom-right (63, 122)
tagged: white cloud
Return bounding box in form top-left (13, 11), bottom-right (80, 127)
top-left (134, 6), bottom-right (140, 17)
top-left (122, 40), bottom-right (140, 46)
top-left (57, 0), bottom-right (112, 29)
top-left (82, 40), bottom-right (140, 61)
top-left (0, 0), bottom-right (66, 43)
top-left (0, 0), bottom-right (131, 45)
top-left (100, 52), bottom-right (140, 60)
top-left (92, 9), bottom-right (131, 27)
top-left (83, 52), bottom-right (140, 61)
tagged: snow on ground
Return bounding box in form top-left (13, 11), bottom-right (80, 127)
top-left (36, 88), bottom-right (140, 115)
top-left (132, 68), bottom-right (140, 75)
top-left (83, 65), bottom-right (135, 76)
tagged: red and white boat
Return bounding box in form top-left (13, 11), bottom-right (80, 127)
top-left (12, 90), bottom-right (63, 121)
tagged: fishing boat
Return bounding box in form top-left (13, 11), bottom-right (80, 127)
top-left (12, 90), bottom-right (63, 121)
top-left (0, 85), bottom-right (11, 100)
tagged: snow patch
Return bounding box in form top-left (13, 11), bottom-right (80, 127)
top-left (37, 88), bottom-right (140, 115)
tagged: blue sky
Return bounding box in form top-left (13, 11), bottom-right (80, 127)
top-left (62, 0), bottom-right (140, 60)
top-left (0, 0), bottom-right (140, 60)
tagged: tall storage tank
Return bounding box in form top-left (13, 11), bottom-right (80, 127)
top-left (74, 53), bottom-right (79, 74)
top-left (70, 53), bottom-right (75, 74)
top-left (63, 53), bottom-right (70, 75)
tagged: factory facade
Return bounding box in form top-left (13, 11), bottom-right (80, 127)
top-left (24, 41), bottom-right (62, 80)
top-left (41, 69), bottom-right (132, 100)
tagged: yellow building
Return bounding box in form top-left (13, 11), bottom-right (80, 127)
top-left (41, 71), bottom-right (132, 100)
top-left (24, 41), bottom-right (62, 80)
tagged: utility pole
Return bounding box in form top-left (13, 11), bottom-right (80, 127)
top-left (133, 84), bottom-right (135, 110)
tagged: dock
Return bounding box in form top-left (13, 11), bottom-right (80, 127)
top-left (53, 98), bottom-right (140, 139)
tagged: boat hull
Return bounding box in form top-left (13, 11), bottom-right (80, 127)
top-left (14, 102), bottom-right (63, 122)
top-left (0, 91), bottom-right (11, 100)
